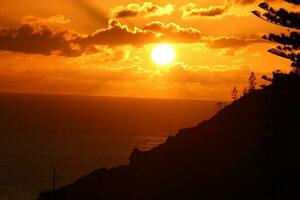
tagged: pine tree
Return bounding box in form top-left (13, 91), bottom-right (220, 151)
top-left (253, 1), bottom-right (300, 72)
top-left (232, 87), bottom-right (238, 102)
top-left (249, 72), bottom-right (257, 92)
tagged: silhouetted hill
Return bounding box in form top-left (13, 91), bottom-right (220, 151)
top-left (38, 73), bottom-right (300, 200)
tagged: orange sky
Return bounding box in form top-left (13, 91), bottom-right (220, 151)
top-left (0, 0), bottom-right (293, 100)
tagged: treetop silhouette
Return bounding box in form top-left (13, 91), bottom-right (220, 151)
top-left (249, 72), bottom-right (256, 92)
top-left (253, 0), bottom-right (300, 71)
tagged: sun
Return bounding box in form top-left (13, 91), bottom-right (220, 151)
top-left (151, 44), bottom-right (176, 65)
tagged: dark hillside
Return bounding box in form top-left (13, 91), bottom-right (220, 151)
top-left (39, 73), bottom-right (300, 200)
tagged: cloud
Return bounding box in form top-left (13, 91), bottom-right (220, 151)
top-left (234, 0), bottom-right (264, 5)
top-left (143, 21), bottom-right (201, 43)
top-left (182, 1), bottom-right (231, 18)
top-left (81, 20), bottom-right (201, 46)
top-left (112, 2), bottom-right (175, 18)
top-left (163, 62), bottom-right (252, 86)
top-left (79, 19), bottom-right (157, 46)
top-left (202, 36), bottom-right (266, 55)
top-left (0, 22), bottom-right (88, 57)
top-left (181, 0), bottom-right (279, 18)
top-left (231, 0), bottom-right (278, 5)
top-left (22, 15), bottom-right (70, 25)
top-left (76, 46), bottom-right (131, 64)
top-left (205, 36), bottom-right (264, 48)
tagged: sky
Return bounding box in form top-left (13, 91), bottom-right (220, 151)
top-left (0, 0), bottom-right (294, 100)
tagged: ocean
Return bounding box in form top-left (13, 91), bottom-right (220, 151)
top-left (0, 93), bottom-right (216, 200)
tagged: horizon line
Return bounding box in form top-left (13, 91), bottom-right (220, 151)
top-left (0, 91), bottom-right (226, 102)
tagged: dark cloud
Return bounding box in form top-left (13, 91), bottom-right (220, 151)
top-left (0, 22), bottom-right (87, 57)
top-left (112, 2), bottom-right (175, 18)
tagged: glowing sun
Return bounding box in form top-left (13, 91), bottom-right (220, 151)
top-left (151, 44), bottom-right (176, 65)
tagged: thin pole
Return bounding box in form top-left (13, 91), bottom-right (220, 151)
top-left (53, 168), bottom-right (56, 191)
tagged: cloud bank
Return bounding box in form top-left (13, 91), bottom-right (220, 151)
top-left (0, 14), bottom-right (265, 57)
top-left (0, 18), bottom-right (204, 56)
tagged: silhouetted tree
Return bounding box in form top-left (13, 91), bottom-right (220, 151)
top-left (248, 72), bottom-right (257, 92)
top-left (253, 1), bottom-right (300, 72)
top-left (231, 87), bottom-right (238, 102)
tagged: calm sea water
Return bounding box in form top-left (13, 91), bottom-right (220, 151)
top-left (0, 93), bottom-right (216, 200)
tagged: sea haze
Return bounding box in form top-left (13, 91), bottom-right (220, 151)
top-left (0, 93), bottom-right (216, 200)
